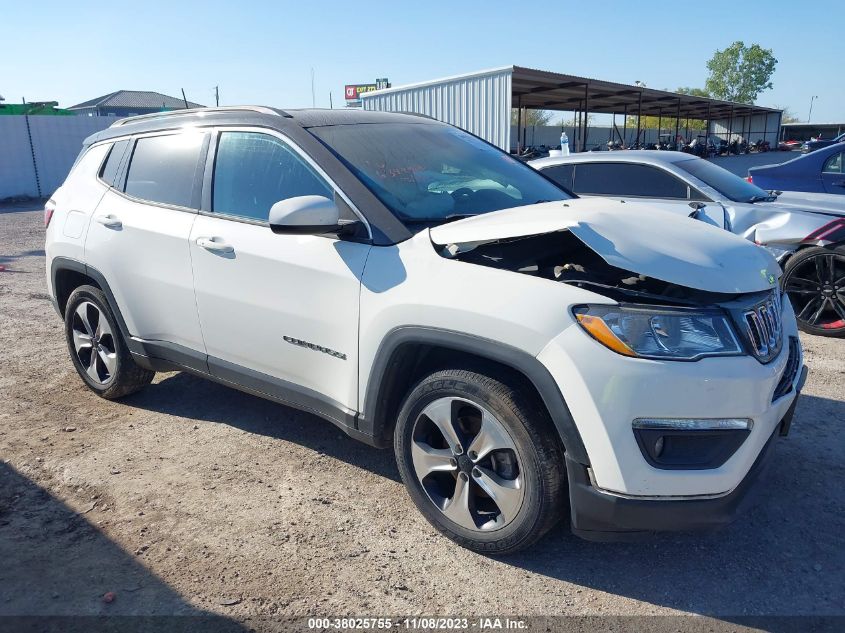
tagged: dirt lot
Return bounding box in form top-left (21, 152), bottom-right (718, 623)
top-left (1, 205), bottom-right (843, 628)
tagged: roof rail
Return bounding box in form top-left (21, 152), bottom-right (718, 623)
top-left (111, 105), bottom-right (289, 127)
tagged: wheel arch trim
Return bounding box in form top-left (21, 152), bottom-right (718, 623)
top-left (360, 326), bottom-right (590, 464)
top-left (50, 256), bottom-right (141, 355)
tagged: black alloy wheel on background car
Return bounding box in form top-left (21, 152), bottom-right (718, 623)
top-left (782, 246), bottom-right (845, 337)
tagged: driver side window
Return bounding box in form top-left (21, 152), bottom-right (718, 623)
top-left (212, 132), bottom-right (333, 221)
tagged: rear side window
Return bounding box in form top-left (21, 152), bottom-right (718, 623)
top-left (573, 163), bottom-right (689, 199)
top-left (541, 164), bottom-right (575, 191)
top-left (124, 133), bottom-right (205, 208)
top-left (212, 131), bottom-right (333, 221)
top-left (822, 153), bottom-right (842, 174)
top-left (99, 140), bottom-right (129, 187)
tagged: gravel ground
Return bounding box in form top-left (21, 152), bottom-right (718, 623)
top-left (1, 205), bottom-right (843, 628)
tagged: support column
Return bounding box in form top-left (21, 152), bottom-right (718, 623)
top-left (582, 83), bottom-right (590, 152)
top-left (635, 90), bottom-right (643, 148)
top-left (623, 104), bottom-right (628, 147)
top-left (675, 98), bottom-right (681, 148)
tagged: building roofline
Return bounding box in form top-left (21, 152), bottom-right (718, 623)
top-left (360, 66), bottom-right (515, 98)
top-left (361, 64), bottom-right (782, 120)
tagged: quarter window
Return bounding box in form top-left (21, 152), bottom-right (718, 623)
top-left (124, 132), bottom-right (206, 208)
top-left (822, 153), bottom-right (843, 174)
top-left (99, 140), bottom-right (129, 187)
top-left (212, 132), bottom-right (333, 221)
top-left (541, 164), bottom-right (575, 191)
top-left (573, 163), bottom-right (690, 199)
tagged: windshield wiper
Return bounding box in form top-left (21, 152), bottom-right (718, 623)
top-left (747, 195), bottom-right (777, 203)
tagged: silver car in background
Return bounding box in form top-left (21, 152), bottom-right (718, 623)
top-left (530, 151), bottom-right (845, 337)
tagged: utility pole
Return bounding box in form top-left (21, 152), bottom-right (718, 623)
top-left (214, 86), bottom-right (219, 107)
top-left (808, 95), bottom-right (818, 123)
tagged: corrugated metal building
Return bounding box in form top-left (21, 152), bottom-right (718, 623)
top-left (362, 66), bottom-right (783, 152)
top-left (362, 67), bottom-right (513, 150)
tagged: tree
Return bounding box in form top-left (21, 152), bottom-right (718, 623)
top-left (772, 105), bottom-right (800, 124)
top-left (704, 41), bottom-right (777, 103)
top-left (677, 86), bottom-right (710, 98)
top-left (557, 113), bottom-right (594, 127)
top-left (625, 87), bottom-right (708, 134)
top-left (511, 108), bottom-right (553, 127)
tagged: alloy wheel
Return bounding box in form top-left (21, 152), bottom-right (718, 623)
top-left (410, 397), bottom-right (524, 532)
top-left (71, 301), bottom-right (117, 384)
top-left (784, 251), bottom-right (845, 332)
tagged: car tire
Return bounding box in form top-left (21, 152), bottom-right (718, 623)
top-left (394, 368), bottom-right (565, 554)
top-left (64, 285), bottom-right (155, 398)
top-left (782, 246), bottom-right (845, 338)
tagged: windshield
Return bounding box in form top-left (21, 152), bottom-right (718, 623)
top-left (675, 157), bottom-right (773, 203)
top-left (309, 122), bottom-right (570, 226)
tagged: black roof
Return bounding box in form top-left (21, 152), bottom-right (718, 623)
top-left (286, 108), bottom-right (435, 127)
top-left (83, 106), bottom-right (435, 145)
top-left (509, 66), bottom-right (780, 120)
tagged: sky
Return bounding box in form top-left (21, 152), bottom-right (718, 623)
top-left (1, 0), bottom-right (843, 123)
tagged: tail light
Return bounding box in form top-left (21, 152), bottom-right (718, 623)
top-left (44, 200), bottom-right (56, 228)
top-left (804, 218), bottom-right (845, 243)
top-left (745, 176), bottom-right (753, 183)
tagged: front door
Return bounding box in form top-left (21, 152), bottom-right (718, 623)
top-left (189, 130), bottom-right (370, 416)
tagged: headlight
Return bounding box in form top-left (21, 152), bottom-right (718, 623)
top-left (573, 304), bottom-right (743, 360)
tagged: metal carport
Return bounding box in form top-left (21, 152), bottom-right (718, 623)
top-left (361, 65), bottom-right (782, 153)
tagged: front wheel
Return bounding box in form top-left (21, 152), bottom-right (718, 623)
top-left (394, 368), bottom-right (565, 554)
top-left (782, 246), bottom-right (845, 337)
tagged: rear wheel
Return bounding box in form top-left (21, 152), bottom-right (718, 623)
top-left (394, 368), bottom-right (565, 554)
top-left (64, 285), bottom-right (154, 398)
top-left (782, 246), bottom-right (845, 337)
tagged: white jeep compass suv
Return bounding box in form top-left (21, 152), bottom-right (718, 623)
top-left (45, 107), bottom-right (806, 553)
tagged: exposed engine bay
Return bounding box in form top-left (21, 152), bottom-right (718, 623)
top-left (444, 231), bottom-right (738, 307)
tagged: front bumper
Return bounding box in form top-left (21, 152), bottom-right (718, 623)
top-left (567, 366), bottom-right (806, 541)
top-left (537, 298), bottom-right (804, 497)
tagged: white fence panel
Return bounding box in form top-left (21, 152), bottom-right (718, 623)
top-left (0, 116), bottom-right (112, 199)
top-left (0, 117), bottom-right (38, 199)
top-left (29, 117), bottom-right (112, 196)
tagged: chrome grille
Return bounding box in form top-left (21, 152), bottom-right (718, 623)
top-left (742, 291), bottom-right (783, 362)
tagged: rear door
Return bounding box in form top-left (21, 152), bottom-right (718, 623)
top-left (188, 128), bottom-right (370, 415)
top-left (84, 130), bottom-right (208, 356)
top-left (821, 151), bottom-right (845, 194)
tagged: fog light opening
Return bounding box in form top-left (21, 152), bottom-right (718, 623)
top-left (632, 418), bottom-right (753, 470)
top-left (654, 435), bottom-right (665, 458)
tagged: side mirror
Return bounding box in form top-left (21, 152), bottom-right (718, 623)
top-left (268, 195), bottom-right (342, 235)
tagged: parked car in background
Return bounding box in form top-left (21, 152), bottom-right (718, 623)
top-left (46, 107), bottom-right (805, 552)
top-left (802, 132), bottom-right (845, 153)
top-left (778, 139), bottom-right (803, 152)
top-left (531, 151), bottom-right (845, 337)
top-left (749, 143), bottom-right (845, 196)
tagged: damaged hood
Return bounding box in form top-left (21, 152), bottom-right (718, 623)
top-left (429, 198), bottom-right (780, 294)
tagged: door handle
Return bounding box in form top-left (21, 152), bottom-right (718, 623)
top-left (196, 237), bottom-right (234, 254)
top-left (94, 214), bottom-right (122, 229)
